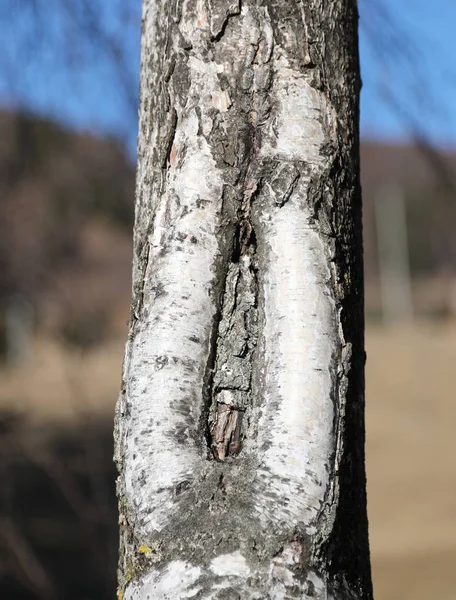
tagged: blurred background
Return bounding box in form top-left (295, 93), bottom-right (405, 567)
top-left (0, 1), bottom-right (455, 598)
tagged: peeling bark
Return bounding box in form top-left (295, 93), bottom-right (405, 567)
top-left (115, 1), bottom-right (372, 599)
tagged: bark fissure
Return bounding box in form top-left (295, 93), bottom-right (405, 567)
top-left (207, 6), bottom-right (268, 462)
top-left (161, 107), bottom-right (178, 169)
top-left (209, 222), bottom-right (258, 461)
top-left (209, 0), bottom-right (242, 42)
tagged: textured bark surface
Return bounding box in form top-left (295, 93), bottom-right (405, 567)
top-left (114, 1), bottom-right (372, 598)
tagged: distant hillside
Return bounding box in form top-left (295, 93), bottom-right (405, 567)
top-left (0, 111), bottom-right (135, 349)
top-left (361, 140), bottom-right (456, 280)
top-left (361, 140), bottom-right (456, 197)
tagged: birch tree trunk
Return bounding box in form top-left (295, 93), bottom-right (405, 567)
top-left (114, 1), bottom-right (372, 598)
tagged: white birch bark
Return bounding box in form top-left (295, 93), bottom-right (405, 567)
top-left (115, 1), bottom-right (372, 599)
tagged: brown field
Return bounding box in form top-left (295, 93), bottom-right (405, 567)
top-left (1, 322), bottom-right (455, 599)
top-left (366, 322), bottom-right (456, 600)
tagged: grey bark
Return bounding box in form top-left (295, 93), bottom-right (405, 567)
top-left (115, 1), bottom-right (372, 598)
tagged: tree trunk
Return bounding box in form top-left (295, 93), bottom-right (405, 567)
top-left (114, 1), bottom-right (372, 598)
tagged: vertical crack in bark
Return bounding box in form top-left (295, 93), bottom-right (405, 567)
top-left (209, 221), bottom-right (258, 460)
top-left (209, 132), bottom-right (261, 461)
top-left (207, 7), bottom-right (270, 461)
top-left (161, 107), bottom-right (178, 169)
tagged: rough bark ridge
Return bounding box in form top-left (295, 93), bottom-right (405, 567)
top-left (115, 1), bottom-right (372, 598)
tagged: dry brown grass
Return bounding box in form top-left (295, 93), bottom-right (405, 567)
top-left (1, 322), bottom-right (455, 599)
top-left (0, 336), bottom-right (123, 423)
top-left (366, 322), bottom-right (456, 600)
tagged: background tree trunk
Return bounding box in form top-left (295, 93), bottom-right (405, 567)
top-left (115, 1), bottom-right (372, 598)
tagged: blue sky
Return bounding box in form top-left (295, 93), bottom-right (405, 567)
top-left (359, 0), bottom-right (456, 148)
top-left (1, 0), bottom-right (455, 158)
